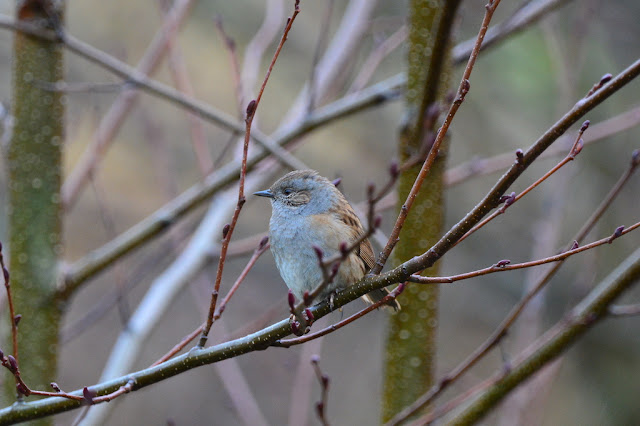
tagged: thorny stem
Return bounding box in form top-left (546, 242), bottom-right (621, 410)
top-left (198, 1), bottom-right (301, 347)
top-left (456, 120), bottom-right (588, 245)
top-left (372, 0), bottom-right (503, 275)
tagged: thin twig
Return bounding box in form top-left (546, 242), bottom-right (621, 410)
top-left (456, 121), bottom-right (588, 245)
top-left (388, 183), bottom-right (639, 425)
top-left (0, 243), bottom-right (18, 362)
top-left (198, 1), bottom-right (301, 346)
top-left (214, 237), bottom-right (270, 321)
top-left (275, 283), bottom-right (406, 348)
top-left (310, 356), bottom-right (331, 426)
top-left (445, 105), bottom-right (640, 186)
top-left (410, 221), bottom-right (640, 284)
top-left (349, 25), bottom-right (407, 93)
top-left (62, 0), bottom-right (196, 209)
top-left (372, 0), bottom-right (503, 274)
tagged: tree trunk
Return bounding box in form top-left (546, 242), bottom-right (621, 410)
top-left (3, 3), bottom-right (65, 423)
top-left (382, 0), bottom-right (460, 421)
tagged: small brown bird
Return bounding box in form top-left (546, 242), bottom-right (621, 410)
top-left (254, 170), bottom-right (400, 310)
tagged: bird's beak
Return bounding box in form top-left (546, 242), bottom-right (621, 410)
top-left (253, 189), bottom-right (274, 198)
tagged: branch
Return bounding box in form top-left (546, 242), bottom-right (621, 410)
top-left (443, 246), bottom-right (640, 425)
top-left (198, 0), bottom-right (300, 346)
top-left (373, 0), bottom-right (502, 274)
top-left (59, 74), bottom-right (403, 296)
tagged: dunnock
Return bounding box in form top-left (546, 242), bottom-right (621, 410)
top-left (254, 170), bottom-right (399, 310)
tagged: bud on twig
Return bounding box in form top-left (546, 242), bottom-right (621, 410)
top-left (303, 291), bottom-right (313, 307)
top-left (221, 224), bottom-right (230, 239)
top-left (258, 236), bottom-right (269, 250)
top-left (83, 387), bottom-right (96, 405)
top-left (495, 259), bottom-right (511, 268)
top-left (7, 355), bottom-right (18, 373)
top-left (389, 161), bottom-right (399, 179)
top-left (608, 226), bottom-right (624, 243)
top-left (288, 290), bottom-right (296, 312)
top-left (245, 99), bottom-right (257, 119)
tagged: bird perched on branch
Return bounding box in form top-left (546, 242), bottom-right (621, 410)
top-left (254, 169), bottom-right (400, 311)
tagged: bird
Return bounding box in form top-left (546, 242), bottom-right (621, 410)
top-left (254, 169), bottom-right (400, 311)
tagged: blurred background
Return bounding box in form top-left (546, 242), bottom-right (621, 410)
top-left (0, 0), bottom-right (639, 424)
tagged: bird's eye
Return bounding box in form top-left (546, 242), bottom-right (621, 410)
top-left (283, 188), bottom-right (293, 196)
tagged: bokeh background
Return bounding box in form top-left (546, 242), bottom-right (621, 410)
top-left (0, 0), bottom-right (639, 424)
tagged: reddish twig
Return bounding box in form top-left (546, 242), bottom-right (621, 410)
top-left (214, 236), bottom-right (270, 321)
top-left (151, 324), bottom-right (204, 367)
top-left (310, 355), bottom-right (330, 426)
top-left (389, 148), bottom-right (639, 424)
top-left (275, 283), bottom-right (406, 348)
top-left (455, 120), bottom-right (588, 245)
top-left (410, 221), bottom-right (640, 284)
top-left (0, 243), bottom-right (18, 362)
top-left (388, 214), bottom-right (639, 426)
top-left (198, 1), bottom-right (301, 347)
top-left (371, 0), bottom-right (503, 274)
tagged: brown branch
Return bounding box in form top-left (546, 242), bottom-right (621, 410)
top-left (372, 0), bottom-right (503, 274)
top-left (444, 105), bottom-right (640, 186)
top-left (198, 1), bottom-right (301, 346)
top-left (214, 237), bottom-right (270, 321)
top-left (410, 221), bottom-right (640, 284)
top-left (388, 175), bottom-right (640, 425)
top-left (455, 121), bottom-right (588, 245)
top-left (310, 356), bottom-right (331, 426)
top-left (0, 243), bottom-right (18, 362)
top-left (275, 283), bottom-right (406, 348)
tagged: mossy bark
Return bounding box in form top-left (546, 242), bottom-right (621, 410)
top-left (382, 0), bottom-right (460, 422)
top-left (3, 2), bottom-right (65, 421)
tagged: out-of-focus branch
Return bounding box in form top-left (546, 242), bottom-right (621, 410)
top-left (3, 222), bottom-right (637, 424)
top-left (60, 74), bottom-right (403, 296)
top-left (443, 246), bottom-right (640, 425)
top-left (452, 0), bottom-right (574, 65)
top-left (444, 104), bottom-right (640, 186)
top-left (62, 0), bottom-right (196, 208)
